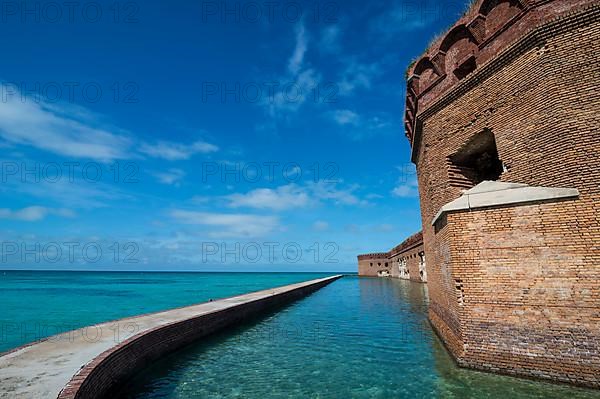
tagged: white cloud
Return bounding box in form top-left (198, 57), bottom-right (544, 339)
top-left (0, 206), bottom-right (75, 222)
top-left (392, 165), bottom-right (419, 197)
top-left (260, 22), bottom-right (324, 123)
top-left (226, 184), bottom-right (310, 211)
top-left (169, 210), bottom-right (280, 238)
top-left (338, 61), bottom-right (381, 96)
top-left (308, 180), bottom-right (367, 206)
top-left (331, 109), bottom-right (360, 126)
top-left (224, 181), bottom-right (368, 211)
top-left (320, 25), bottom-right (341, 53)
top-left (376, 224), bottom-right (394, 232)
top-left (392, 182), bottom-right (419, 197)
top-left (263, 68), bottom-right (321, 118)
top-left (153, 168), bottom-right (186, 186)
top-left (369, 2), bottom-right (453, 39)
top-left (10, 178), bottom-right (133, 210)
top-left (0, 83), bottom-right (218, 163)
top-left (288, 23), bottom-right (308, 75)
top-left (140, 140), bottom-right (218, 161)
top-left (313, 220), bottom-right (329, 231)
top-left (328, 110), bottom-right (394, 140)
top-left (0, 86), bottom-right (133, 162)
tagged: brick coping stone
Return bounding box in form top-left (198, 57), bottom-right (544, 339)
top-left (0, 275), bottom-right (342, 399)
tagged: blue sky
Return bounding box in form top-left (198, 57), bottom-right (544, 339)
top-left (0, 0), bottom-right (470, 271)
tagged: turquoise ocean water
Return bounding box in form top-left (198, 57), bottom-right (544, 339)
top-left (2, 272), bottom-right (599, 398)
top-left (0, 271), bottom-right (333, 353)
top-left (120, 276), bottom-right (600, 399)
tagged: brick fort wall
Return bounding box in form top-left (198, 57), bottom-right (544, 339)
top-left (404, 0), bottom-right (600, 388)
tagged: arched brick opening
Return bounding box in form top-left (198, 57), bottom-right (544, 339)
top-left (439, 25), bottom-right (479, 80)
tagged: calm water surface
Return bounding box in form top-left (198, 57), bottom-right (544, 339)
top-left (0, 271), bottom-right (334, 353)
top-left (121, 277), bottom-right (600, 399)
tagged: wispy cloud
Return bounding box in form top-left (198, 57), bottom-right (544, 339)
top-left (369, 1), bottom-right (451, 38)
top-left (140, 140), bottom-right (218, 161)
top-left (392, 165), bottom-right (419, 197)
top-left (288, 23), bottom-right (308, 75)
top-left (319, 25), bottom-right (341, 54)
top-left (260, 22), bottom-right (322, 122)
top-left (10, 178), bottom-right (133, 209)
top-left (338, 61), bottom-right (381, 96)
top-left (0, 86), bottom-right (133, 162)
top-left (226, 184), bottom-right (310, 211)
top-left (376, 223), bottom-right (394, 232)
top-left (0, 206), bottom-right (75, 222)
top-left (0, 83), bottom-right (218, 163)
top-left (312, 220), bottom-right (329, 231)
top-left (331, 109), bottom-right (360, 126)
top-left (307, 180), bottom-right (368, 206)
top-left (224, 181), bottom-right (368, 211)
top-left (392, 180), bottom-right (419, 197)
top-left (153, 168), bottom-right (186, 186)
top-left (328, 110), bottom-right (394, 140)
top-left (169, 210), bottom-right (280, 238)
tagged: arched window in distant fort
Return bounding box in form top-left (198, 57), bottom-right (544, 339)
top-left (448, 129), bottom-right (503, 189)
top-left (418, 251), bottom-right (427, 281)
top-left (398, 258), bottom-right (409, 280)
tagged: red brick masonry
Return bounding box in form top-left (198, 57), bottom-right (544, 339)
top-left (400, 0), bottom-right (600, 389)
top-left (358, 232), bottom-right (426, 282)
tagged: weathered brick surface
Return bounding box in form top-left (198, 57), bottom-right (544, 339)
top-left (358, 232), bottom-right (426, 282)
top-left (403, 0), bottom-right (600, 388)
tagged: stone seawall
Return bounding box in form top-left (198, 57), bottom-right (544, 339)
top-left (0, 275), bottom-right (342, 399)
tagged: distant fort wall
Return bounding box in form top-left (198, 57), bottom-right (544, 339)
top-left (357, 232), bottom-right (426, 283)
top-left (400, 0), bottom-right (600, 388)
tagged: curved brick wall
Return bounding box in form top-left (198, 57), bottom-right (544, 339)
top-left (57, 276), bottom-right (341, 399)
top-left (404, 0), bottom-right (600, 388)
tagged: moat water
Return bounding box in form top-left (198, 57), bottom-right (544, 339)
top-left (120, 276), bottom-right (600, 399)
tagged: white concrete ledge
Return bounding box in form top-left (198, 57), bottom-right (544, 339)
top-left (0, 275), bottom-right (342, 399)
top-left (431, 181), bottom-right (580, 225)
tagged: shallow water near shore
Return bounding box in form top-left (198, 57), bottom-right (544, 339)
top-left (120, 276), bottom-right (600, 399)
top-left (0, 271), bottom-right (334, 353)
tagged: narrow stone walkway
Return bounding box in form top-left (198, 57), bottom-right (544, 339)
top-left (0, 275), bottom-right (341, 399)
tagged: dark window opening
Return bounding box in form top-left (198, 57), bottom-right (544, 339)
top-left (454, 55), bottom-right (477, 80)
top-left (385, 262), bottom-right (389, 267)
top-left (434, 213), bottom-right (448, 234)
top-left (455, 279), bottom-right (465, 306)
top-left (448, 129), bottom-right (503, 189)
